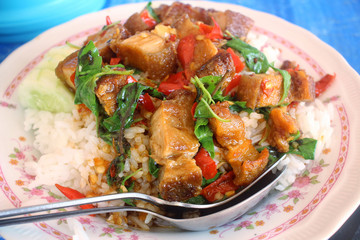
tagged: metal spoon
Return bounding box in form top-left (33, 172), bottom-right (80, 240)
top-left (0, 164), bottom-right (286, 230)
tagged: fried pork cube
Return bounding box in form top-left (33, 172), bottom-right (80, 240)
top-left (158, 2), bottom-right (210, 26)
top-left (111, 32), bottom-right (177, 81)
top-left (172, 14), bottom-right (201, 39)
top-left (237, 73), bottom-right (284, 109)
top-left (237, 71), bottom-right (315, 109)
top-left (209, 102), bottom-right (269, 186)
top-left (208, 10), bottom-right (254, 39)
top-left (94, 74), bottom-right (128, 116)
top-left (124, 12), bottom-right (155, 35)
top-left (267, 107), bottom-right (299, 152)
top-left (190, 37), bottom-right (218, 72)
top-left (149, 89), bottom-right (199, 165)
top-left (55, 51), bottom-right (78, 91)
top-left (288, 70), bottom-right (315, 102)
top-left (86, 23), bottom-right (130, 63)
top-left (158, 157), bottom-right (202, 201)
top-left (196, 49), bottom-right (235, 89)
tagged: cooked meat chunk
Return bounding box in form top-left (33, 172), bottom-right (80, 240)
top-left (172, 14), bottom-right (201, 39)
top-left (196, 49), bottom-right (235, 89)
top-left (150, 89), bottom-right (199, 165)
top-left (112, 32), bottom-right (177, 81)
top-left (124, 12), bottom-right (155, 35)
top-left (208, 102), bottom-right (246, 147)
top-left (288, 70), bottom-right (315, 102)
top-left (237, 71), bottom-right (315, 109)
top-left (159, 157), bottom-right (202, 201)
top-left (190, 38), bottom-right (218, 72)
top-left (267, 107), bottom-right (299, 152)
top-left (237, 73), bottom-right (284, 109)
top-left (94, 74), bottom-right (128, 116)
top-left (55, 50), bottom-right (78, 91)
top-left (209, 102), bottom-right (269, 186)
top-left (158, 2), bottom-right (209, 26)
top-left (208, 10), bottom-right (254, 39)
top-left (86, 23), bottom-right (130, 63)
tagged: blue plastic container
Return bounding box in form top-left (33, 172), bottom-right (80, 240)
top-left (0, 0), bottom-right (106, 43)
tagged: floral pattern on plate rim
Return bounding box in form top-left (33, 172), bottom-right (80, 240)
top-left (0, 23), bottom-right (349, 239)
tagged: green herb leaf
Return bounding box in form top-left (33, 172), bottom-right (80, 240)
top-left (74, 41), bottom-right (103, 118)
top-left (270, 66), bottom-right (291, 105)
top-left (148, 156), bottom-right (160, 178)
top-left (201, 171), bottom-right (221, 187)
top-left (194, 118), bottom-right (215, 158)
top-left (229, 101), bottom-right (253, 113)
top-left (146, 2), bottom-right (161, 23)
top-left (106, 155), bottom-right (125, 186)
top-left (226, 38), bottom-right (270, 74)
top-left (186, 195), bottom-right (207, 204)
top-left (288, 138), bottom-right (317, 160)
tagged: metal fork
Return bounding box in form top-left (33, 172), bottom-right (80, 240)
top-left (0, 160), bottom-right (285, 231)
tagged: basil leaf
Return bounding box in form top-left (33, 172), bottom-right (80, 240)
top-left (229, 101), bottom-right (253, 113)
top-left (194, 118), bottom-right (215, 158)
top-left (106, 155), bottom-right (125, 186)
top-left (226, 38), bottom-right (270, 74)
top-left (186, 195), bottom-right (207, 204)
top-left (271, 66), bottom-right (291, 105)
top-left (288, 138), bottom-right (317, 160)
top-left (201, 172), bottom-right (221, 187)
top-left (74, 41), bottom-right (103, 118)
top-left (148, 156), bottom-right (160, 178)
top-left (146, 2), bottom-right (161, 23)
top-left (103, 83), bottom-right (150, 132)
top-left (257, 107), bottom-right (272, 121)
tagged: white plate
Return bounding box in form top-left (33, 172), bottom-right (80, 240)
top-left (1, 1), bottom-right (360, 239)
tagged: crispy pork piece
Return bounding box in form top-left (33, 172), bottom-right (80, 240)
top-left (237, 73), bottom-right (284, 109)
top-left (55, 50), bottom-right (78, 91)
top-left (196, 49), bottom-right (236, 89)
top-left (237, 71), bottom-right (315, 109)
top-left (209, 102), bottom-right (269, 186)
top-left (159, 157), bottom-right (202, 201)
top-left (208, 10), bottom-right (254, 39)
top-left (149, 89), bottom-right (199, 165)
top-left (190, 37), bottom-right (218, 72)
top-left (94, 74), bottom-right (128, 116)
top-left (289, 70), bottom-right (315, 102)
top-left (158, 2), bottom-right (210, 26)
top-left (172, 14), bottom-right (201, 39)
top-left (124, 12), bottom-right (154, 35)
top-left (86, 23), bottom-right (130, 63)
top-left (267, 107), bottom-right (299, 152)
top-left (208, 101), bottom-right (246, 147)
top-left (111, 32), bottom-right (177, 81)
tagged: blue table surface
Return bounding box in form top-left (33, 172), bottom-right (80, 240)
top-left (0, 0), bottom-right (359, 239)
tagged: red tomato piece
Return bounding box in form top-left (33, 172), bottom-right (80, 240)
top-left (158, 71), bottom-right (187, 95)
top-left (199, 17), bottom-right (223, 41)
top-left (140, 10), bottom-right (157, 28)
top-left (177, 34), bottom-right (196, 69)
top-left (126, 75), bottom-right (138, 83)
top-left (315, 73), bottom-right (336, 97)
top-left (195, 148), bottom-right (217, 180)
top-left (226, 48), bottom-right (245, 73)
top-left (138, 93), bottom-right (155, 113)
top-left (201, 171), bottom-right (238, 202)
top-left (109, 57), bottom-right (121, 65)
top-left (224, 74), bottom-right (241, 95)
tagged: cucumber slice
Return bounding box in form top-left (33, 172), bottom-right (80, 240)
top-left (18, 45), bottom-right (76, 113)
